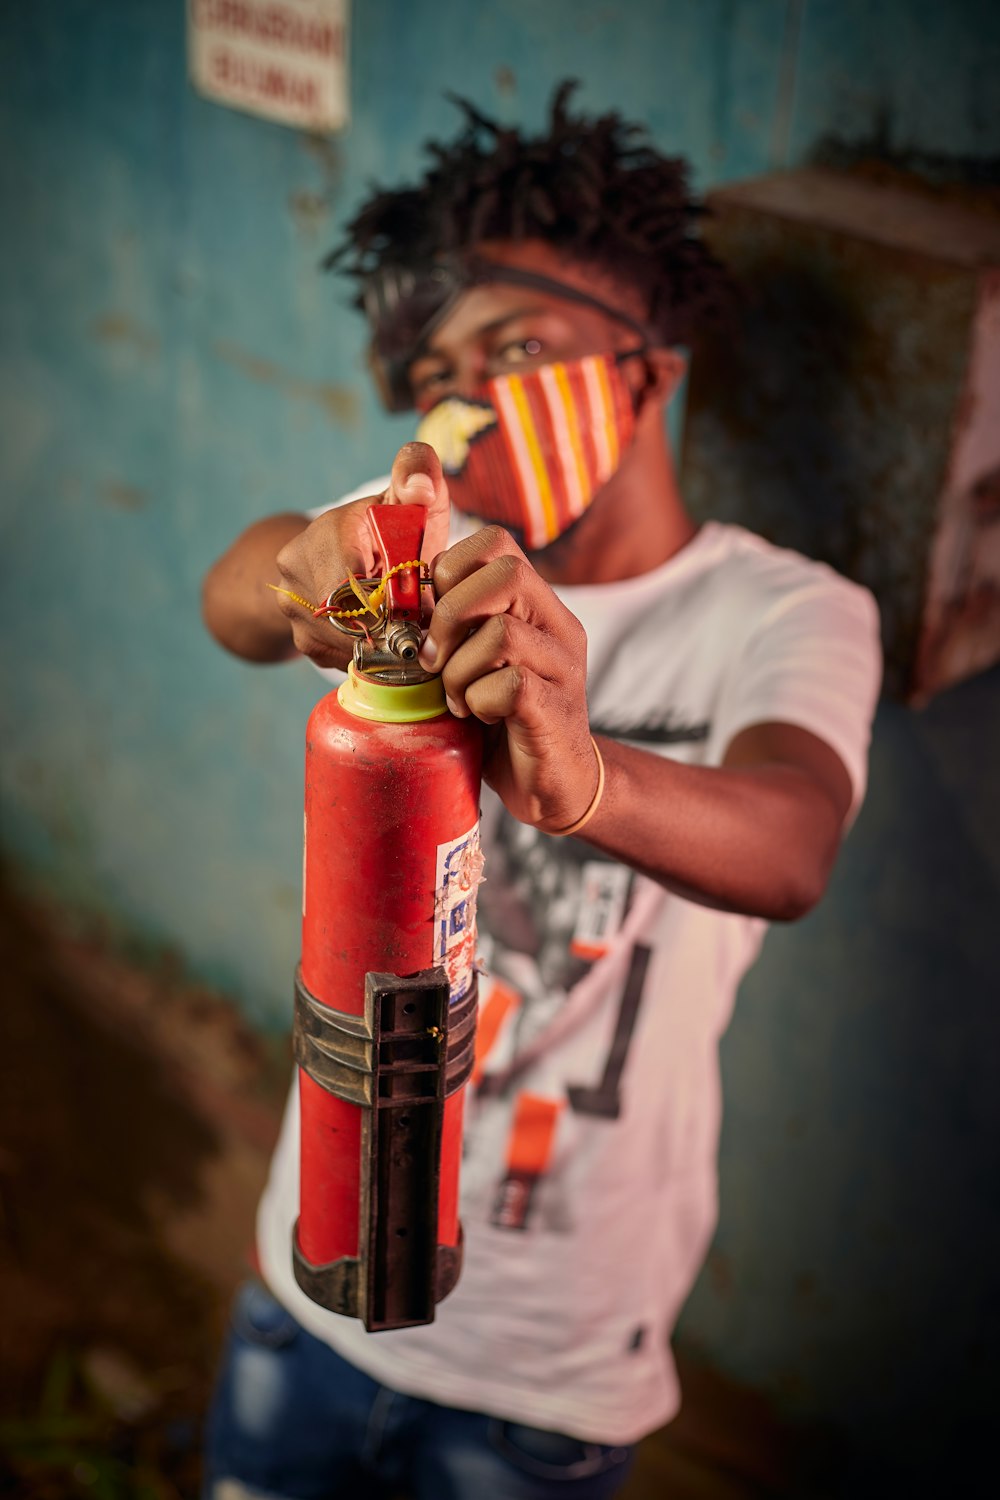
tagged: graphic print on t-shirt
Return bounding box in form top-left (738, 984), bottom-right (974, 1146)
top-left (490, 1093), bottom-right (565, 1231)
top-left (566, 943), bottom-right (652, 1120)
top-left (472, 806), bottom-right (657, 1232)
top-left (589, 710), bottom-right (711, 746)
top-left (478, 810), bottom-right (636, 1004)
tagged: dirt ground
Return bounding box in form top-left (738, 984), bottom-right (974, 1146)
top-left (0, 884), bottom-right (288, 1498)
top-left (0, 884), bottom-right (798, 1499)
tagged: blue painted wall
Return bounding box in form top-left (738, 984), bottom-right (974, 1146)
top-left (2, 0), bottom-right (998, 1483)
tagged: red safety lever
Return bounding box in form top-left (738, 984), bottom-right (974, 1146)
top-left (367, 504), bottom-right (424, 623)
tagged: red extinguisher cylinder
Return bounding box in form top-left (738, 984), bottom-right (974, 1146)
top-left (297, 1072), bottom-right (361, 1265)
top-left (292, 509), bottom-right (482, 1331)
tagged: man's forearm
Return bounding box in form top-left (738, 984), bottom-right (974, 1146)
top-left (202, 512), bottom-right (309, 662)
top-left (585, 729), bottom-right (847, 923)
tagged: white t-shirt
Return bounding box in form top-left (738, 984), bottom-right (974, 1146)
top-left (257, 487), bottom-right (881, 1445)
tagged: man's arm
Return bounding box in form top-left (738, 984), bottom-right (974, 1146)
top-left (587, 722), bottom-right (850, 921)
top-left (201, 445), bottom-right (452, 668)
top-left (202, 512), bottom-right (307, 663)
top-left (420, 501), bottom-right (867, 926)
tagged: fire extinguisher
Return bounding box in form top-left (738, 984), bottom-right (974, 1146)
top-left (292, 503), bottom-right (483, 1332)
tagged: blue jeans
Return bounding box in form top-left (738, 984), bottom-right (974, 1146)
top-left (204, 1281), bottom-right (636, 1500)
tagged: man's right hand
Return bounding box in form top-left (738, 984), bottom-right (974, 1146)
top-left (202, 443), bottom-right (450, 668)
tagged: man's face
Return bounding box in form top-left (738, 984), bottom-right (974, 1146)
top-left (404, 240), bottom-right (652, 414)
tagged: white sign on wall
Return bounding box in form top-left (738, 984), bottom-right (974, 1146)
top-left (188, 0), bottom-right (350, 132)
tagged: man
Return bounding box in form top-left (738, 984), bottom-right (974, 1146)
top-left (201, 84), bottom-right (881, 1500)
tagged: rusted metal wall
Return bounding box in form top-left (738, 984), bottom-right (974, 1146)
top-left (680, 168), bottom-right (1000, 701)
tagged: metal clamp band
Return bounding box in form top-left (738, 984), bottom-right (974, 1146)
top-left (292, 965), bottom-right (478, 1331)
top-left (293, 967), bottom-right (478, 1108)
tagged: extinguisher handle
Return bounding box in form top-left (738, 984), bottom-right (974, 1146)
top-left (368, 504), bottom-right (425, 624)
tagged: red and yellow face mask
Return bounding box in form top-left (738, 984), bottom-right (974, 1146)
top-left (414, 351), bottom-right (637, 552)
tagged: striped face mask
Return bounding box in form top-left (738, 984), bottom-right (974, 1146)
top-left (414, 351), bottom-right (637, 551)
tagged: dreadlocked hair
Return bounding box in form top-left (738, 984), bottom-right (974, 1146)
top-left (324, 80), bottom-right (734, 347)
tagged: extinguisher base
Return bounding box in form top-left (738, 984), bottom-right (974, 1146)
top-left (291, 1221), bottom-right (464, 1333)
top-left (294, 966), bottom-right (476, 1332)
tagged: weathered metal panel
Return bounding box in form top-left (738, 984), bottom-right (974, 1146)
top-left (680, 167), bottom-right (1000, 700)
top-left (914, 271), bottom-right (1000, 699)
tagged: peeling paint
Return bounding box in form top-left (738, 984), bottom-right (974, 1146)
top-left (300, 132), bottom-right (342, 185)
top-left (212, 339), bottom-right (358, 428)
top-left (287, 189), bottom-right (331, 237)
top-left (90, 313), bottom-right (159, 358)
top-left (101, 481), bottom-right (147, 512)
top-left (289, 133), bottom-right (343, 242)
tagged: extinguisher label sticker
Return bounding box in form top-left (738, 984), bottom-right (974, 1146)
top-left (434, 822), bottom-right (483, 1004)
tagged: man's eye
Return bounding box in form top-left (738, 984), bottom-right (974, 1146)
top-left (413, 368), bottom-right (452, 398)
top-left (498, 337), bottom-right (544, 365)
